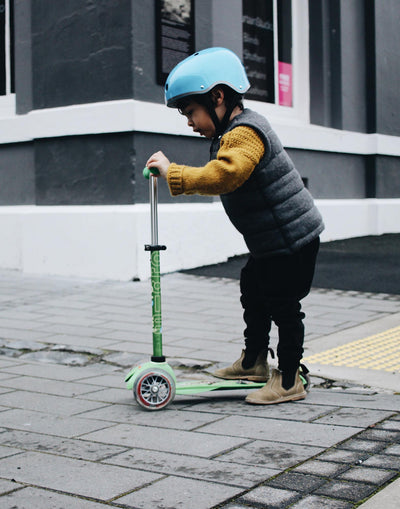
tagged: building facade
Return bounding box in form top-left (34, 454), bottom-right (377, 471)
top-left (0, 0), bottom-right (399, 279)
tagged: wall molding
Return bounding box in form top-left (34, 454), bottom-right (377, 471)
top-left (0, 199), bottom-right (399, 281)
top-left (1, 99), bottom-right (400, 156)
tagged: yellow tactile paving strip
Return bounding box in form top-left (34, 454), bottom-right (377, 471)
top-left (304, 325), bottom-right (400, 372)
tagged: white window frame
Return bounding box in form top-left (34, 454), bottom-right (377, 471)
top-left (0, 0), bottom-right (16, 116)
top-left (245, 0), bottom-right (309, 125)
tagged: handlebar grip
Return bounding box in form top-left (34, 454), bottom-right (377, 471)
top-left (143, 166), bottom-right (160, 179)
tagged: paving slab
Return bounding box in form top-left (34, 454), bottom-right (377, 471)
top-left (384, 444), bottom-right (400, 455)
top-left (238, 485), bottom-right (301, 508)
top-left (79, 387), bottom-right (131, 403)
top-left (81, 423), bottom-right (250, 457)
top-left (362, 453), bottom-right (400, 470)
top-left (376, 418), bottom-right (400, 431)
top-left (289, 494), bottom-right (353, 508)
top-left (267, 471), bottom-right (327, 492)
top-left (80, 403), bottom-right (224, 430)
top-left (197, 415), bottom-right (361, 447)
top-left (0, 478), bottom-right (24, 495)
top-left (293, 459), bottom-right (351, 477)
top-left (337, 438), bottom-right (389, 454)
top-left (0, 487), bottom-right (113, 508)
top-left (314, 479), bottom-right (377, 502)
top-left (116, 475), bottom-right (243, 509)
top-left (0, 389), bottom-right (106, 416)
top-left (0, 445), bottom-right (23, 459)
top-left (0, 375), bottom-right (103, 396)
top-left (185, 398), bottom-right (337, 422)
top-left (0, 429), bottom-right (129, 461)
top-left (0, 451), bottom-right (162, 500)
top-left (215, 441), bottom-right (324, 470)
top-left (338, 465), bottom-right (397, 484)
top-left (314, 407), bottom-right (395, 428)
top-left (1, 359), bottom-right (118, 381)
top-left (106, 448), bottom-right (278, 488)
top-left (317, 448), bottom-right (370, 464)
top-left (0, 409), bottom-right (111, 437)
top-left (305, 389), bottom-right (400, 412)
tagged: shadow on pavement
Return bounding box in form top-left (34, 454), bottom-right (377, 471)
top-left (182, 234), bottom-right (400, 295)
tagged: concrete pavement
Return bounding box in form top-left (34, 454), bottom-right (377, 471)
top-left (0, 269), bottom-right (399, 508)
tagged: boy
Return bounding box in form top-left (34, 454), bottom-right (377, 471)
top-left (146, 47), bottom-right (324, 405)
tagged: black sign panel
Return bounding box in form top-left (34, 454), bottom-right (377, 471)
top-left (156, 0), bottom-right (194, 86)
top-left (242, 0), bottom-right (275, 103)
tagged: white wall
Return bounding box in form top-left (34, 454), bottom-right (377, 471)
top-left (1, 199), bottom-right (399, 281)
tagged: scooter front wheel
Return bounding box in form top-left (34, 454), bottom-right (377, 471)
top-left (134, 368), bottom-right (176, 410)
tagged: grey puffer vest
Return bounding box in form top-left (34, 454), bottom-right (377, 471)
top-left (210, 109), bottom-right (324, 257)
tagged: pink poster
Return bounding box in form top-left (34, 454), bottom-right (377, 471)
top-left (278, 61), bottom-right (293, 107)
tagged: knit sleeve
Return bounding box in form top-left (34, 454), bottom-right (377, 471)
top-left (167, 126), bottom-right (265, 196)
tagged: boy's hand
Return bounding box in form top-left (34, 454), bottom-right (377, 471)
top-left (146, 151), bottom-right (170, 179)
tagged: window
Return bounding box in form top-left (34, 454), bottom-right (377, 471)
top-left (0, 0), bottom-right (14, 97)
top-left (243, 0), bottom-right (293, 107)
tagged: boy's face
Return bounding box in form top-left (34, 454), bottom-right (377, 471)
top-left (180, 101), bottom-right (216, 139)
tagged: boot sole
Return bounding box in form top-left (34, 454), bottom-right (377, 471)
top-left (245, 391), bottom-right (307, 405)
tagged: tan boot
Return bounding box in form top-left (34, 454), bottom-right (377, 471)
top-left (245, 368), bottom-right (306, 405)
top-left (213, 349), bottom-right (269, 382)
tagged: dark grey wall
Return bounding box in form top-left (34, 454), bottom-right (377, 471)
top-left (1, 132), bottom-right (398, 205)
top-left (309, 0), bottom-right (368, 132)
top-left (133, 132), bottom-right (211, 204)
top-left (31, 0), bottom-right (132, 109)
top-left (31, 131), bottom-right (210, 206)
top-left (309, 0), bottom-right (340, 129)
top-left (375, 156), bottom-right (400, 198)
top-left (288, 149), bottom-right (367, 199)
top-left (309, 0), bottom-right (400, 136)
top-left (131, 0), bottom-right (162, 104)
top-left (0, 143), bottom-right (35, 205)
top-left (289, 149), bottom-right (400, 199)
top-left (340, 0), bottom-right (368, 133)
top-left (374, 0), bottom-right (400, 136)
top-left (14, 0), bottom-right (33, 114)
top-left (35, 133), bottom-right (135, 205)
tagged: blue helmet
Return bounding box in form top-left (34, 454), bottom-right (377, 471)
top-left (165, 47), bottom-right (250, 108)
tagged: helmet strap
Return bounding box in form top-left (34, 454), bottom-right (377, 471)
top-left (203, 92), bottom-right (240, 139)
top-left (218, 99), bottom-right (238, 137)
top-left (201, 94), bottom-right (223, 138)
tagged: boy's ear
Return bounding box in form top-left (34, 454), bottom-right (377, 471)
top-left (211, 87), bottom-right (225, 106)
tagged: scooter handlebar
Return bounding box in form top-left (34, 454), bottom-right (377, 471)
top-left (143, 166), bottom-right (160, 179)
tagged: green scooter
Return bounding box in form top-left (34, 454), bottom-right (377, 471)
top-left (125, 168), bottom-right (309, 410)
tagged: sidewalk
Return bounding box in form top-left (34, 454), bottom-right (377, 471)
top-left (0, 269), bottom-right (399, 508)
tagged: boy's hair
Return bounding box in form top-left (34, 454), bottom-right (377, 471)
top-left (177, 85), bottom-right (244, 115)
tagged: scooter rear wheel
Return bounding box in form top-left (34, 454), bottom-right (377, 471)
top-left (134, 368), bottom-right (176, 410)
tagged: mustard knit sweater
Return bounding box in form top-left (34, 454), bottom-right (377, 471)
top-left (167, 126), bottom-right (265, 196)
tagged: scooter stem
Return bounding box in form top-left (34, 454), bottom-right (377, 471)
top-left (144, 171), bottom-right (166, 362)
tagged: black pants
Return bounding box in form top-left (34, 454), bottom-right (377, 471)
top-left (240, 237), bottom-right (320, 374)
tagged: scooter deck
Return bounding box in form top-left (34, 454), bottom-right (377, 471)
top-left (175, 379), bottom-right (265, 395)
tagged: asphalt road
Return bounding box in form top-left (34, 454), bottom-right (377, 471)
top-left (182, 234), bottom-right (400, 295)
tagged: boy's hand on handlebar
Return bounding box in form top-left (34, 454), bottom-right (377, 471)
top-left (146, 151), bottom-right (170, 179)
